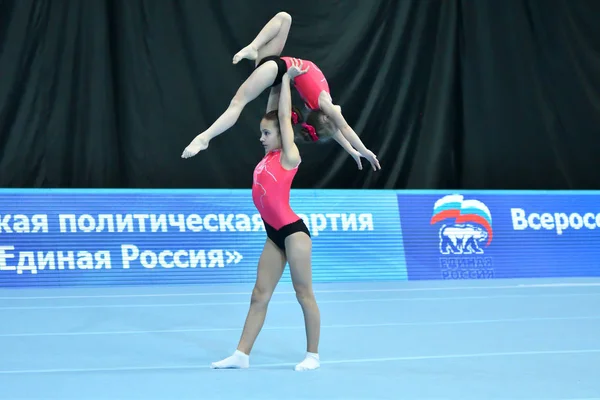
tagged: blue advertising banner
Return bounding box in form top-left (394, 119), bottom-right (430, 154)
top-left (397, 192), bottom-right (600, 280)
top-left (0, 189), bottom-right (407, 288)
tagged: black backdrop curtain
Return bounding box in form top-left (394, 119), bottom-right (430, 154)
top-left (0, 0), bottom-right (598, 189)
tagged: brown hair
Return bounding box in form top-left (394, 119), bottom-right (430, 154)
top-left (261, 106), bottom-right (304, 134)
top-left (262, 107), bottom-right (336, 143)
top-left (296, 109), bottom-right (336, 143)
top-left (262, 110), bottom-right (280, 125)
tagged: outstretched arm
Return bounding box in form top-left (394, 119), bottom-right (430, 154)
top-left (333, 130), bottom-right (364, 170)
top-left (278, 73), bottom-right (301, 169)
top-left (318, 93), bottom-right (381, 171)
top-left (278, 60), bottom-right (310, 168)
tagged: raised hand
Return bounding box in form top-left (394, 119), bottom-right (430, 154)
top-left (287, 58), bottom-right (310, 79)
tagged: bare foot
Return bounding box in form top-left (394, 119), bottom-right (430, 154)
top-left (181, 134), bottom-right (209, 158)
top-left (233, 45), bottom-right (258, 64)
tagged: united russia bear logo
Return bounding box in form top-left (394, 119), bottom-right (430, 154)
top-left (430, 194), bottom-right (493, 255)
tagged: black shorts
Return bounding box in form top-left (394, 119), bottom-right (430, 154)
top-left (263, 218), bottom-right (311, 252)
top-left (256, 55), bottom-right (288, 88)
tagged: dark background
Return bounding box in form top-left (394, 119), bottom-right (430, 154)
top-left (0, 0), bottom-right (598, 190)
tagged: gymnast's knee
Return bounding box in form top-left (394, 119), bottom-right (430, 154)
top-left (294, 284), bottom-right (316, 306)
top-left (250, 284), bottom-right (273, 308)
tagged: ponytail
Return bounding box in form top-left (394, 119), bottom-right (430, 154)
top-left (291, 106), bottom-right (319, 142)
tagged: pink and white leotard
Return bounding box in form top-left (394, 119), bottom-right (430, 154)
top-left (251, 149), bottom-right (301, 230)
top-left (281, 56), bottom-right (330, 111)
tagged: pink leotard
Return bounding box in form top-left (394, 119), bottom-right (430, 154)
top-left (251, 149), bottom-right (301, 230)
top-left (281, 57), bottom-right (330, 110)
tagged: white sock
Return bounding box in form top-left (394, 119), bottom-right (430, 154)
top-left (294, 352), bottom-right (320, 371)
top-left (210, 350), bottom-right (250, 369)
